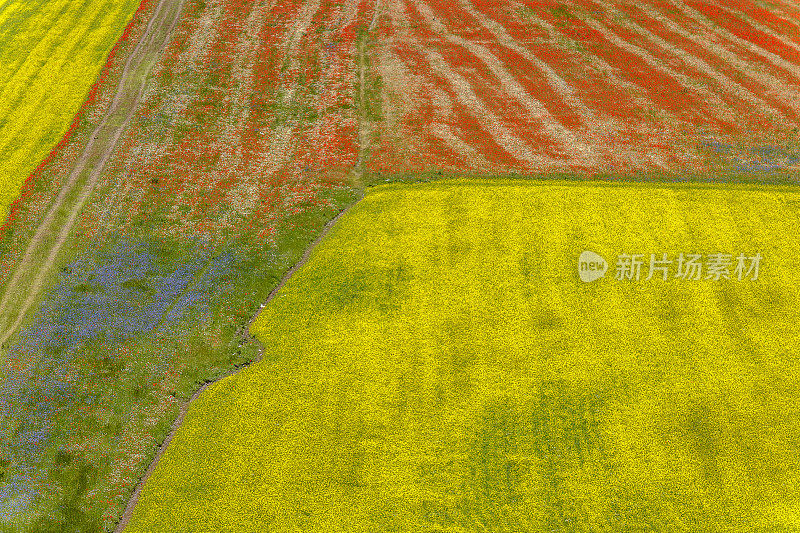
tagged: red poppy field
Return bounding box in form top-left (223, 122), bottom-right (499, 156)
top-left (366, 0), bottom-right (800, 175)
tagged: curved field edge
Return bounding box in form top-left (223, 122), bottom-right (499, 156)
top-left (112, 190), bottom-right (364, 533)
top-left (125, 178), bottom-right (800, 531)
top-left (1, 0), bottom-right (368, 528)
top-left (0, 183), bottom-right (361, 532)
top-left (0, 0), bottom-right (146, 228)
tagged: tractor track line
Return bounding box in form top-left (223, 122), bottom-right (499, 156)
top-left (114, 192), bottom-right (364, 532)
top-left (0, 0), bottom-right (188, 347)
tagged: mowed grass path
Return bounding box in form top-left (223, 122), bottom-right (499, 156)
top-left (127, 179), bottom-right (800, 531)
top-left (0, 0), bottom-right (141, 223)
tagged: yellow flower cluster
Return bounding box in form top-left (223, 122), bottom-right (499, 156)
top-left (0, 0), bottom-right (141, 224)
top-left (129, 178), bottom-right (800, 531)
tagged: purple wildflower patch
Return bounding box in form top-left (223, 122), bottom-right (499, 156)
top-left (0, 236), bottom-right (241, 518)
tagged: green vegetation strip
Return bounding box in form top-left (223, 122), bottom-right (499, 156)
top-left (126, 178), bottom-right (800, 531)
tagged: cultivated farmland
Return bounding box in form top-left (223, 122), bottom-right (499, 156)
top-left (366, 0), bottom-right (800, 176)
top-left (0, 0), bottom-right (143, 225)
top-left (0, 0), bottom-right (365, 528)
top-left (125, 179), bottom-right (800, 531)
top-left (1, 0), bottom-right (800, 531)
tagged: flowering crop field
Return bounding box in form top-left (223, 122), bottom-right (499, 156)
top-left (0, 0), bottom-right (143, 226)
top-left (125, 179), bottom-right (800, 531)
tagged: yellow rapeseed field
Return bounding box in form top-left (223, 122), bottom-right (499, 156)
top-left (127, 178), bottom-right (800, 531)
top-left (0, 0), bottom-right (141, 224)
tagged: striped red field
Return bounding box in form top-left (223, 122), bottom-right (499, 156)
top-left (366, 0), bottom-right (800, 175)
top-left (64, 0), bottom-right (800, 252)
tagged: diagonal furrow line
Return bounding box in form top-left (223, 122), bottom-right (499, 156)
top-left (770, 3), bottom-right (800, 32)
top-left (0, 0), bottom-right (188, 347)
top-left (670, 0), bottom-right (800, 80)
top-left (467, 0), bottom-right (683, 169)
top-left (590, 4), bottom-right (788, 124)
top-left (505, 0), bottom-right (683, 121)
top-left (612, 0), bottom-right (800, 117)
top-left (707, 0), bottom-right (800, 50)
top-left (411, 0), bottom-right (595, 166)
top-left (458, 0), bottom-right (595, 124)
top-left (576, 16), bottom-right (737, 125)
top-left (420, 45), bottom-right (558, 168)
top-left (429, 87), bottom-right (492, 169)
top-left (377, 16), bottom-right (493, 171)
top-left (397, 0), bottom-right (565, 168)
top-left (608, 5), bottom-right (794, 124)
top-left (382, 0), bottom-right (495, 168)
top-left (764, 0), bottom-right (800, 20)
top-left (636, 2), bottom-right (800, 110)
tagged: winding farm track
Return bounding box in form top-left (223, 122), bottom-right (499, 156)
top-left (113, 193), bottom-right (363, 533)
top-left (0, 0), bottom-right (188, 348)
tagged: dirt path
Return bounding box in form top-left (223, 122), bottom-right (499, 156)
top-left (113, 194), bottom-right (363, 532)
top-left (0, 0), bottom-right (188, 348)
